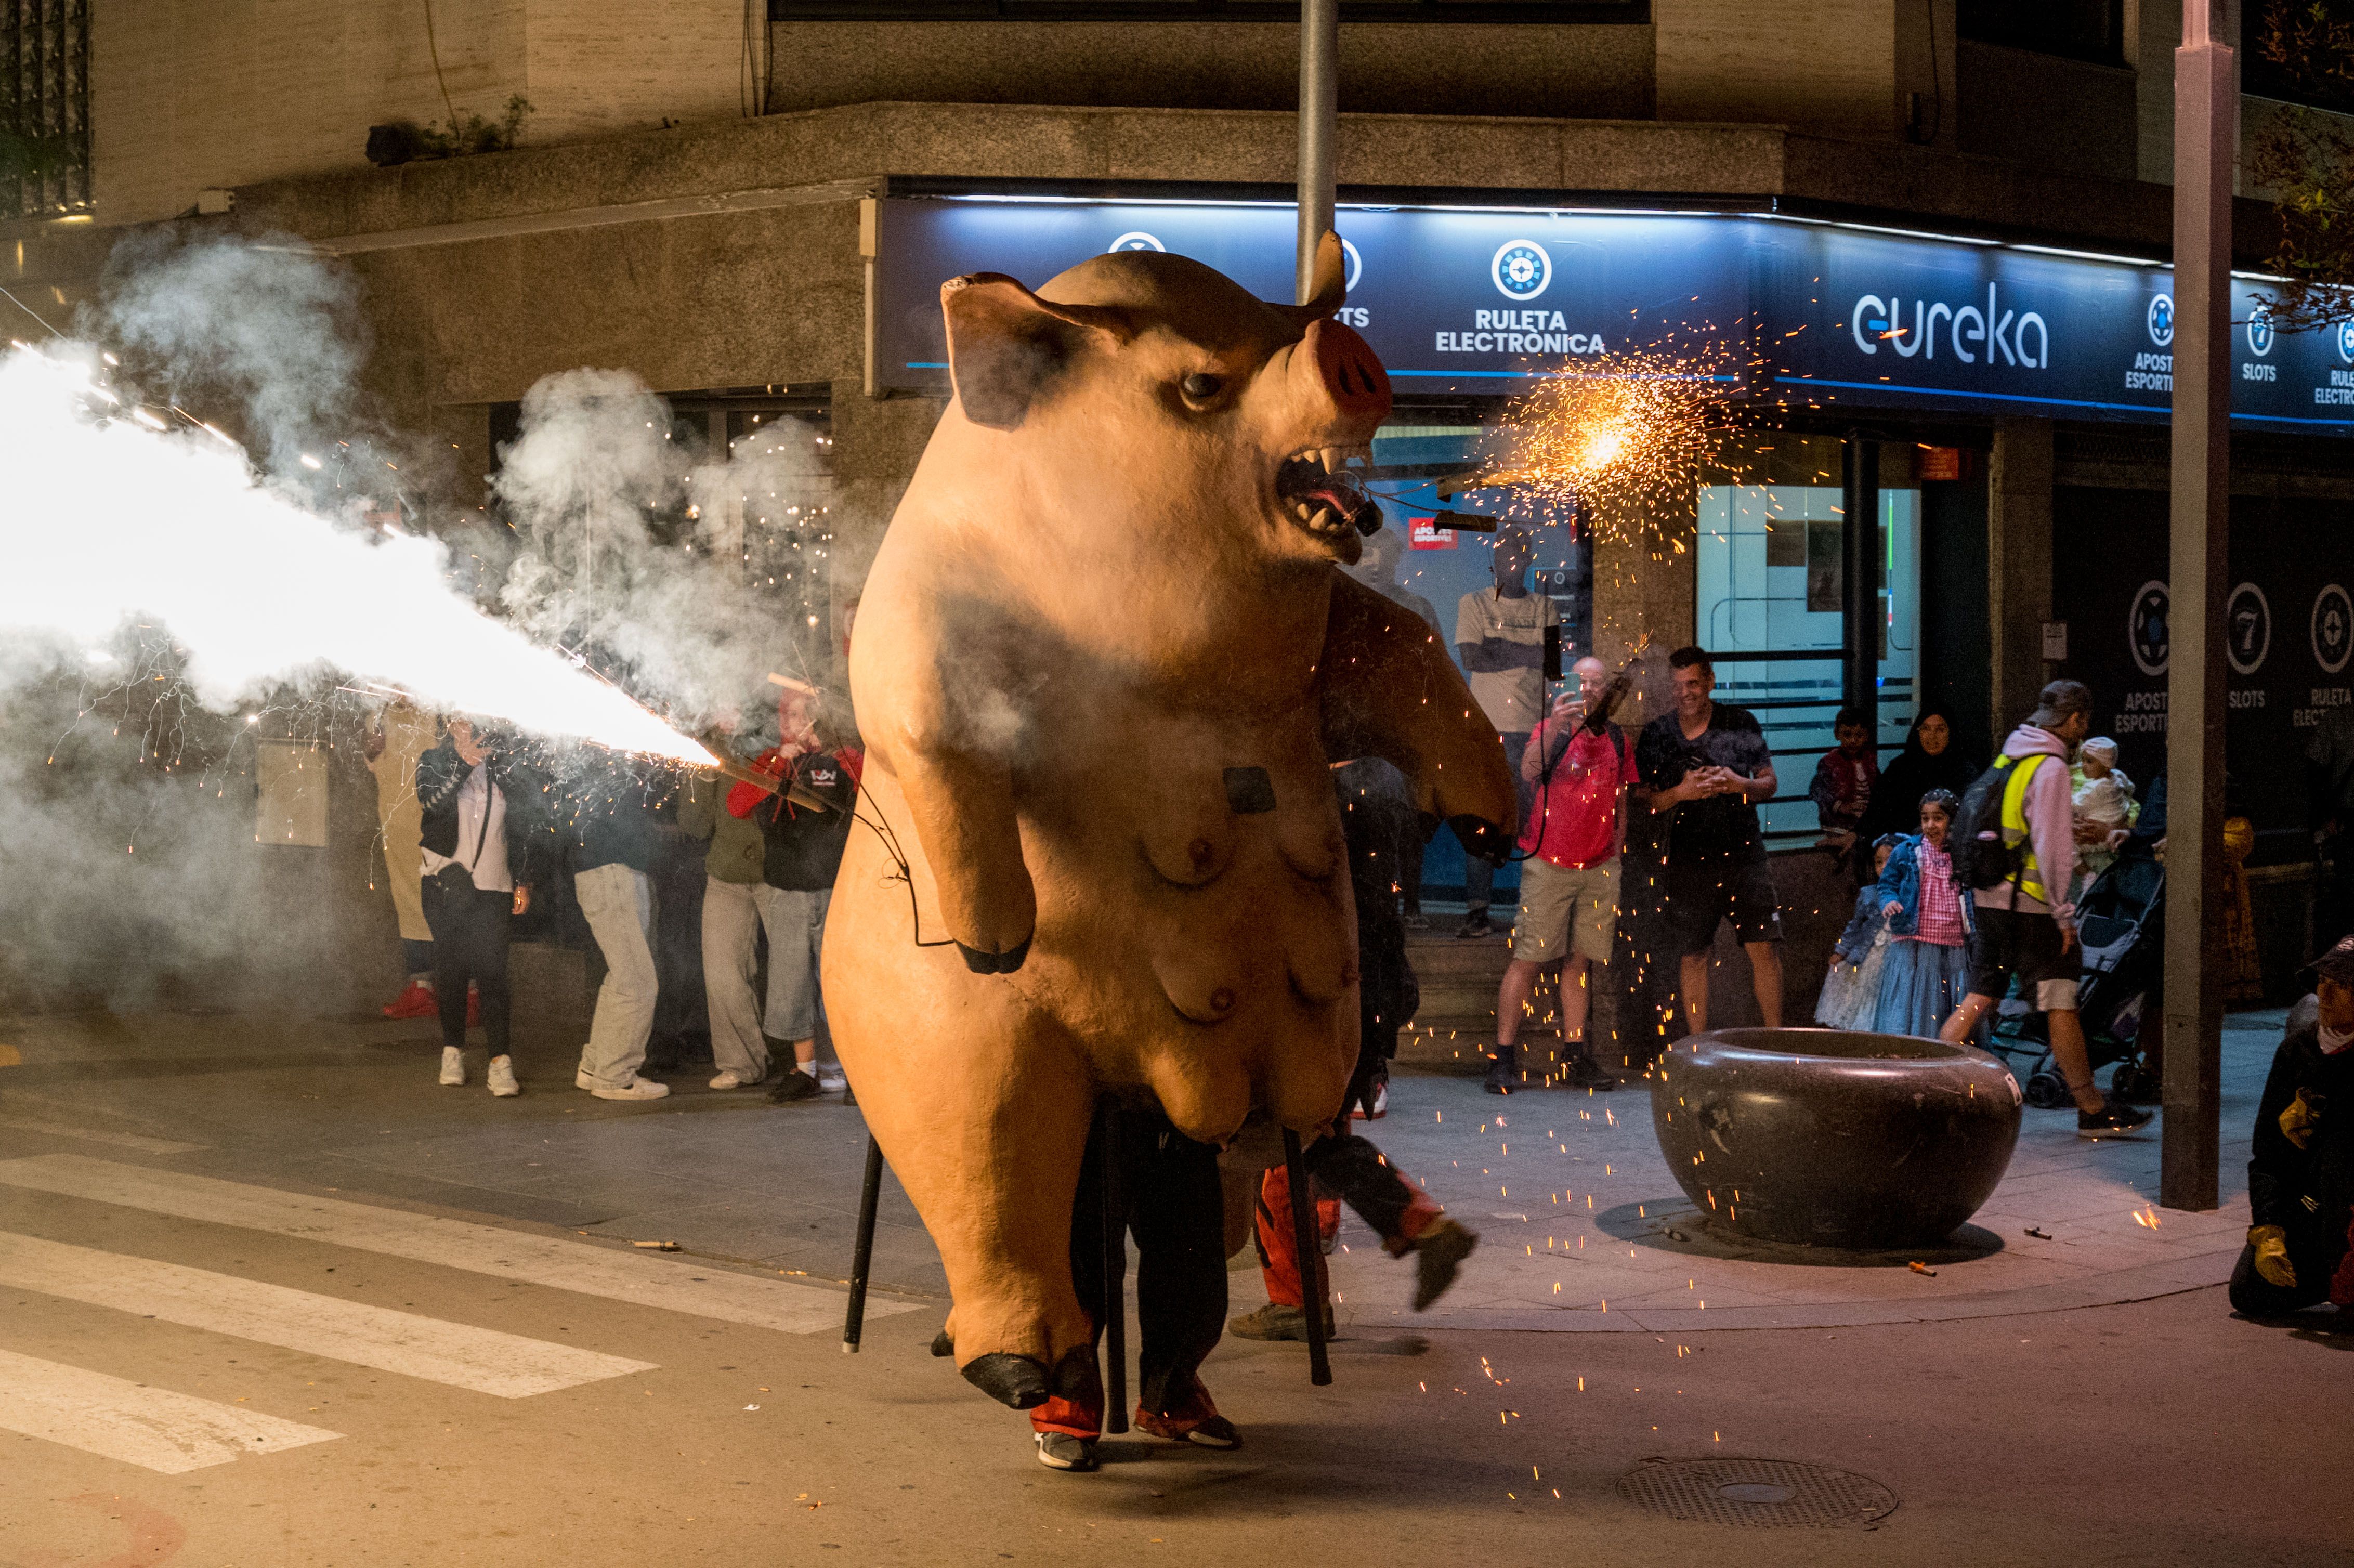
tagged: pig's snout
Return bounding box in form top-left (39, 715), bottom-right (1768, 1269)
top-left (1302, 318), bottom-right (1392, 424)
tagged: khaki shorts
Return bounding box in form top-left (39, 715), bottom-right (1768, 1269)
top-left (1511, 856), bottom-right (1621, 965)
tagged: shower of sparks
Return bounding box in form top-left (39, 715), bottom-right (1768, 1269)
top-left (1492, 334), bottom-right (1751, 539)
top-left (0, 343), bottom-right (716, 767)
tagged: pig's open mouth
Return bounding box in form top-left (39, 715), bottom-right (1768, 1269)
top-left (1276, 446), bottom-right (1382, 544)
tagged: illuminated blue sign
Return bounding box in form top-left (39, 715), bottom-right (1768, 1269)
top-left (871, 197), bottom-right (2354, 435)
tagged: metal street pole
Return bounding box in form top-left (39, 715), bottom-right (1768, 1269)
top-left (1840, 432), bottom-right (1880, 720)
top-left (2163, 0), bottom-right (2232, 1211)
top-left (1297, 0), bottom-right (1337, 305)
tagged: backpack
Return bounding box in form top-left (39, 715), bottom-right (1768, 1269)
top-left (1950, 753), bottom-right (2047, 891)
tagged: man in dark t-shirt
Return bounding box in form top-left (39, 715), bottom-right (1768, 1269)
top-left (1633, 645), bottom-right (1783, 1032)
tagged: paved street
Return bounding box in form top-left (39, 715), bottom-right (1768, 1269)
top-left (0, 1005), bottom-right (2346, 1566)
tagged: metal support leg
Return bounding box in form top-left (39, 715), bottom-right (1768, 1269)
top-left (1100, 1103), bottom-right (1129, 1434)
top-left (843, 1134), bottom-right (884, 1352)
top-left (1281, 1128), bottom-right (1332, 1386)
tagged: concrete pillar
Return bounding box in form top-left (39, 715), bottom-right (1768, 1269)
top-left (827, 376), bottom-right (945, 607)
top-left (1589, 485), bottom-right (1697, 728)
top-left (1987, 417), bottom-right (2055, 747)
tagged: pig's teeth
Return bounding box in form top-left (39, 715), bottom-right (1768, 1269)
top-left (1317, 447), bottom-right (1343, 473)
top-left (1311, 505), bottom-right (1339, 532)
top-left (1293, 501), bottom-right (1315, 521)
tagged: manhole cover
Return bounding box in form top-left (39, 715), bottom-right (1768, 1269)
top-left (1617, 1458), bottom-right (1898, 1528)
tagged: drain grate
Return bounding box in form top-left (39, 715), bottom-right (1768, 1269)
top-left (1617, 1457), bottom-right (1898, 1528)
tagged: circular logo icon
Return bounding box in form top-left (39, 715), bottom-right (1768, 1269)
top-left (2248, 304), bottom-right (2276, 358)
top-left (2227, 582), bottom-right (2272, 675)
top-left (2128, 580), bottom-right (2170, 676)
top-left (1106, 231), bottom-right (1166, 254)
top-left (2147, 294), bottom-right (2175, 348)
top-left (1341, 238), bottom-right (1363, 293)
top-left (2316, 584), bottom-right (2354, 675)
top-left (1492, 240), bottom-right (1552, 302)
top-left (2338, 321), bottom-right (2354, 364)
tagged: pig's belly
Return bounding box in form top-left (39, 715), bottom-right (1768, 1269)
top-left (1006, 706), bottom-right (1361, 1135)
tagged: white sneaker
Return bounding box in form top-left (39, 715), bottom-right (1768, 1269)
top-left (487, 1055), bottom-right (519, 1097)
top-left (814, 1063), bottom-right (847, 1094)
top-left (439, 1047), bottom-right (465, 1087)
top-left (589, 1074), bottom-right (670, 1101)
top-left (709, 1069), bottom-right (765, 1090)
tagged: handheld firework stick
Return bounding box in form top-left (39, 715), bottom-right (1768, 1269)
top-left (843, 1134), bottom-right (886, 1353)
top-left (701, 754), bottom-right (838, 814)
top-left (1430, 509), bottom-right (1500, 533)
top-left (1433, 467), bottom-right (1535, 501)
top-left (1281, 1128), bottom-right (1333, 1386)
top-left (1098, 1102), bottom-right (1130, 1434)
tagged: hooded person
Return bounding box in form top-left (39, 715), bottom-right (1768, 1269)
top-left (2230, 938), bottom-right (2354, 1317)
top-left (1855, 704), bottom-right (1978, 847)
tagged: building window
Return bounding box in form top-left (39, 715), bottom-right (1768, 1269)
top-left (1696, 437), bottom-right (1921, 848)
top-left (1957, 0), bottom-right (2124, 67)
top-left (770, 0), bottom-right (1644, 22)
top-left (0, 0), bottom-right (90, 219)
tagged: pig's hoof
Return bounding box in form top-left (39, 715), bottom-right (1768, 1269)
top-left (962, 1352), bottom-right (1050, 1408)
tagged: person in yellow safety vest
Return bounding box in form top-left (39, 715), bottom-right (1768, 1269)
top-left (1937, 680), bottom-right (2154, 1138)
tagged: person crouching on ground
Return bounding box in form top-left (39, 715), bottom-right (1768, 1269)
top-left (726, 685), bottom-right (861, 1102)
top-left (1489, 655), bottom-right (1631, 1094)
top-left (416, 718), bottom-right (546, 1098)
top-left (2230, 937), bottom-right (2354, 1319)
top-left (1869, 789), bottom-right (1970, 1038)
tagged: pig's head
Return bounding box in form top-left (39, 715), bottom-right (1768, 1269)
top-left (937, 232), bottom-right (1391, 567)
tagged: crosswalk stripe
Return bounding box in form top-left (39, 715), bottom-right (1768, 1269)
top-left (0, 1155), bottom-right (915, 1335)
top-left (0, 1231), bottom-right (655, 1397)
top-left (0, 1115), bottom-right (206, 1154)
top-left (0, 1347), bottom-right (341, 1473)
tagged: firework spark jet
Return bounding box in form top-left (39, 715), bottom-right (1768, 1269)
top-left (0, 345), bottom-right (714, 766)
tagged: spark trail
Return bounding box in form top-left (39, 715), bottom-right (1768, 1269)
top-left (0, 345), bottom-right (716, 766)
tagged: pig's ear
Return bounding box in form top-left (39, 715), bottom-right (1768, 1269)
top-left (1273, 230), bottom-right (1349, 325)
top-left (941, 273), bottom-right (1134, 430)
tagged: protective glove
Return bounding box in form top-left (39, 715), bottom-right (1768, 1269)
top-left (2279, 1089), bottom-right (2322, 1151)
top-left (2247, 1224), bottom-right (2297, 1289)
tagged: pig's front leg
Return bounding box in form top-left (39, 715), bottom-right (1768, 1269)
top-left (1318, 571), bottom-right (1517, 847)
top-left (857, 602), bottom-right (1039, 973)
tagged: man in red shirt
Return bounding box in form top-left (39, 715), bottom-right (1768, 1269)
top-left (1488, 656), bottom-right (1630, 1094)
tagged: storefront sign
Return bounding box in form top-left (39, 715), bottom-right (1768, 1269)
top-left (2052, 489), bottom-right (2354, 841)
top-left (871, 197), bottom-right (2354, 436)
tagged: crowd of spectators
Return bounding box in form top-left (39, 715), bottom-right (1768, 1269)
top-left (369, 677), bottom-right (862, 1107)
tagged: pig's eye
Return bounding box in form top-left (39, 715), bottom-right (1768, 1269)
top-left (1180, 372), bottom-right (1225, 403)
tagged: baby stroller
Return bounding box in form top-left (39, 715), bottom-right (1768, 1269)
top-left (1986, 850), bottom-right (2164, 1107)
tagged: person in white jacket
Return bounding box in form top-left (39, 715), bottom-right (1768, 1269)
top-left (1938, 681), bottom-right (2154, 1138)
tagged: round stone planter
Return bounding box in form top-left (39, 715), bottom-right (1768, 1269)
top-left (1649, 1028), bottom-right (2023, 1249)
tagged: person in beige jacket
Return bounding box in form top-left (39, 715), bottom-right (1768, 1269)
top-left (365, 701), bottom-right (442, 1020)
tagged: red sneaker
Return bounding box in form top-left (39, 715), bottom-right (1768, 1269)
top-left (466, 983), bottom-right (482, 1030)
top-left (1135, 1377), bottom-right (1241, 1449)
top-left (381, 979), bottom-right (437, 1020)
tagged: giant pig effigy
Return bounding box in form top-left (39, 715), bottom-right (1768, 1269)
top-left (823, 234), bottom-right (1515, 1410)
